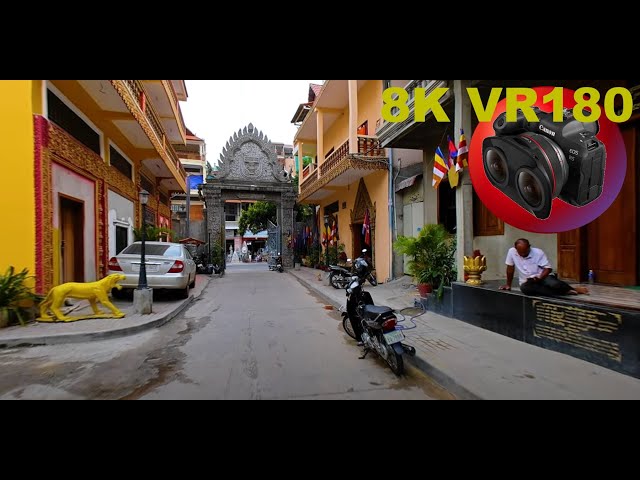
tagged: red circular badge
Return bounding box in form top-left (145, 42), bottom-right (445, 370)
top-left (469, 86), bottom-right (627, 233)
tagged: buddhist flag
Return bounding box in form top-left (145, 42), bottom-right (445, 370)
top-left (362, 208), bottom-right (371, 246)
top-left (433, 147), bottom-right (448, 189)
top-left (457, 129), bottom-right (469, 173)
top-left (447, 136), bottom-right (459, 188)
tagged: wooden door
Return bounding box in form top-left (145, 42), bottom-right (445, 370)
top-left (586, 126), bottom-right (637, 286)
top-left (60, 196), bottom-right (84, 283)
top-left (352, 223), bottom-right (363, 259)
top-left (557, 228), bottom-right (585, 282)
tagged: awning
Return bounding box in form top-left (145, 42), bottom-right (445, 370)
top-left (395, 174), bottom-right (423, 193)
top-left (178, 237), bottom-right (205, 246)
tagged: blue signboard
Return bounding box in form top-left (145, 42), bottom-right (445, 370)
top-left (188, 175), bottom-right (203, 190)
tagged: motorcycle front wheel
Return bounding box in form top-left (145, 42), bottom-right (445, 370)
top-left (329, 273), bottom-right (343, 289)
top-left (342, 316), bottom-right (357, 340)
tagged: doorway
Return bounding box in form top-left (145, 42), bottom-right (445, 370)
top-left (60, 195), bottom-right (84, 283)
top-left (438, 180), bottom-right (457, 234)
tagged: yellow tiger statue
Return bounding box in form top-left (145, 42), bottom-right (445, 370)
top-left (38, 274), bottom-right (127, 322)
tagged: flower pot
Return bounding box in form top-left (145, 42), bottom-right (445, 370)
top-left (418, 283), bottom-right (433, 298)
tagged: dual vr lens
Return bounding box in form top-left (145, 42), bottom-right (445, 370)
top-left (482, 108), bottom-right (605, 220)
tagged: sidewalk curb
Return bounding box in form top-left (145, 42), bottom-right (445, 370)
top-left (290, 271), bottom-right (482, 400)
top-left (0, 276), bottom-right (212, 349)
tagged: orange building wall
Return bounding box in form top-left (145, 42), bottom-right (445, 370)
top-left (191, 204), bottom-right (204, 221)
top-left (318, 170), bottom-right (390, 282)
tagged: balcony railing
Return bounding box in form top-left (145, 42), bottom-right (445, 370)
top-left (162, 79), bottom-right (187, 141)
top-left (320, 141), bottom-right (350, 177)
top-left (113, 80), bottom-right (187, 190)
top-left (175, 152), bottom-right (203, 161)
top-left (299, 136), bottom-right (387, 200)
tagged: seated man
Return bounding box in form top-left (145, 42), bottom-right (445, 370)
top-left (500, 239), bottom-right (589, 297)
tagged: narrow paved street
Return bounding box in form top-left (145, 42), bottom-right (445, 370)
top-left (0, 265), bottom-right (452, 400)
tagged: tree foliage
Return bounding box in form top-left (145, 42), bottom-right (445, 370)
top-left (238, 202), bottom-right (277, 236)
top-left (296, 203), bottom-right (314, 222)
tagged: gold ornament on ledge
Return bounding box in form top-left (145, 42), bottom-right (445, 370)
top-left (464, 255), bottom-right (487, 286)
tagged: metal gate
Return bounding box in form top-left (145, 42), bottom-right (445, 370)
top-left (267, 220), bottom-right (281, 255)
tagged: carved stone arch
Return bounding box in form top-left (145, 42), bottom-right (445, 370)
top-left (202, 124), bottom-right (297, 269)
top-left (215, 123), bottom-right (289, 183)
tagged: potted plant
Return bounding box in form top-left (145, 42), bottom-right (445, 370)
top-left (394, 224), bottom-right (457, 300)
top-left (0, 266), bottom-right (39, 328)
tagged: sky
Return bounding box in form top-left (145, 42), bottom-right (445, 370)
top-left (180, 80), bottom-right (324, 168)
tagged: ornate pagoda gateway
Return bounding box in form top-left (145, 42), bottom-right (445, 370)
top-left (202, 124), bottom-right (297, 268)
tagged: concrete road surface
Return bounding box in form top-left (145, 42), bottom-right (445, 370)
top-left (0, 264), bottom-right (453, 400)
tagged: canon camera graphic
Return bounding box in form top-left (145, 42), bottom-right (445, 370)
top-left (482, 106), bottom-right (606, 220)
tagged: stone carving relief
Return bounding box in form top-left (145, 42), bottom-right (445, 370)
top-left (216, 124), bottom-right (290, 183)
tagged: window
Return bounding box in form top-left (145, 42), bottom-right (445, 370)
top-left (115, 226), bottom-right (129, 254)
top-left (110, 146), bottom-right (132, 180)
top-left (47, 89), bottom-right (100, 155)
top-left (473, 190), bottom-right (504, 236)
top-left (122, 244), bottom-right (182, 257)
top-left (225, 203), bottom-right (238, 221)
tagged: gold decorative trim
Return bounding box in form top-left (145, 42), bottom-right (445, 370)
top-left (47, 122), bottom-right (142, 284)
top-left (106, 168), bottom-right (137, 202)
top-left (147, 194), bottom-right (158, 211)
top-left (49, 123), bottom-right (107, 180)
top-left (351, 178), bottom-right (376, 224)
top-left (42, 137), bottom-right (53, 293)
top-left (299, 154), bottom-right (387, 201)
top-left (158, 203), bottom-right (171, 219)
top-left (110, 80), bottom-right (187, 192)
top-left (351, 178), bottom-right (377, 268)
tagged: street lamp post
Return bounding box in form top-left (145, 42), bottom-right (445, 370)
top-left (134, 189), bottom-right (152, 314)
top-left (138, 190), bottom-right (149, 290)
top-left (324, 214), bottom-right (329, 269)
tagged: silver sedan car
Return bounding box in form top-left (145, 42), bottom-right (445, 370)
top-left (107, 242), bottom-right (197, 299)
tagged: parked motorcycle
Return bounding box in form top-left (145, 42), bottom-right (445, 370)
top-left (328, 263), bottom-right (352, 289)
top-left (330, 250), bottom-right (377, 289)
top-left (268, 253), bottom-right (283, 272)
top-left (340, 257), bottom-right (415, 376)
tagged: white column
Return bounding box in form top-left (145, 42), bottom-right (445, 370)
top-left (454, 80), bottom-right (474, 282)
top-left (348, 80), bottom-right (358, 154)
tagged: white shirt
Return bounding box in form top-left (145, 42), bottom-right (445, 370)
top-left (505, 247), bottom-right (552, 286)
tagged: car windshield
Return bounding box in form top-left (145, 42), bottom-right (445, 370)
top-left (121, 244), bottom-right (183, 257)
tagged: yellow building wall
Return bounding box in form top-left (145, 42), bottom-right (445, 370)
top-left (320, 81), bottom-right (384, 160)
top-left (357, 81), bottom-right (383, 134)
top-left (32, 80), bottom-right (44, 115)
top-left (322, 107), bottom-right (349, 160)
top-left (0, 80), bottom-right (35, 276)
top-left (319, 170), bottom-right (390, 282)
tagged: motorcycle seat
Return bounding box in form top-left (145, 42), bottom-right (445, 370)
top-left (363, 305), bottom-right (393, 318)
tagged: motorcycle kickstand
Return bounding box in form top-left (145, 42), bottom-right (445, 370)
top-left (359, 348), bottom-right (370, 360)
